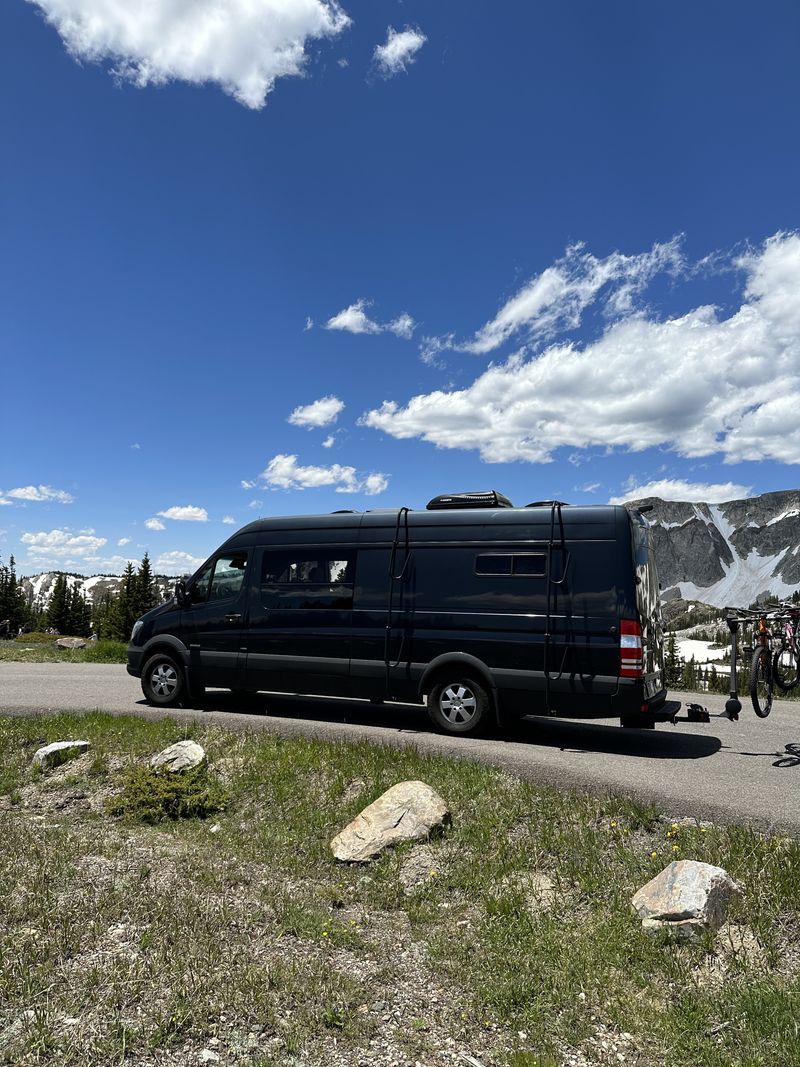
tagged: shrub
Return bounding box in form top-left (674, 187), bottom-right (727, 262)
top-left (14, 632), bottom-right (58, 644)
top-left (84, 640), bottom-right (128, 664)
top-left (106, 764), bottom-right (228, 824)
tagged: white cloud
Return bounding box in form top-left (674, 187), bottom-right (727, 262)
top-left (4, 485), bottom-right (74, 503)
top-left (21, 528), bottom-right (107, 562)
top-left (154, 550), bottom-right (206, 575)
top-left (325, 300), bottom-right (381, 335)
top-left (117, 537), bottom-right (131, 546)
top-left (609, 478), bottom-right (752, 505)
top-left (241, 479), bottom-right (257, 489)
top-left (0, 498), bottom-right (11, 507)
top-left (130, 442), bottom-right (141, 450)
top-left (322, 434), bottom-right (335, 448)
top-left (576, 482), bottom-right (602, 494)
top-left (288, 394), bottom-right (344, 428)
top-left (157, 505), bottom-right (209, 522)
top-left (28, 0), bottom-right (351, 109)
top-left (429, 238), bottom-right (685, 357)
top-left (249, 499), bottom-right (264, 509)
top-left (387, 313), bottom-right (416, 339)
top-left (304, 316), bottom-right (314, 330)
top-left (373, 26), bottom-right (427, 77)
top-left (222, 515), bottom-right (236, 525)
top-left (261, 453), bottom-right (388, 494)
top-left (324, 299), bottom-right (415, 338)
top-left (145, 518), bottom-right (166, 531)
top-left (363, 232), bottom-right (800, 466)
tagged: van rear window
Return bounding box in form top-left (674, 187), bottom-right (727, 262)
top-left (476, 553), bottom-right (546, 577)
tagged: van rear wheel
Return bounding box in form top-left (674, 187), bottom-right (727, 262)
top-left (427, 676), bottom-right (489, 736)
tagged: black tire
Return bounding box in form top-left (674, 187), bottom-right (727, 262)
top-left (773, 644), bottom-right (799, 693)
top-left (620, 713), bottom-right (656, 730)
top-left (141, 653), bottom-right (184, 707)
top-left (750, 646), bottom-right (773, 718)
top-left (427, 675), bottom-right (490, 736)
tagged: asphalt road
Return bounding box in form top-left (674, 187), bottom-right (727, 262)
top-left (2, 662), bottom-right (799, 834)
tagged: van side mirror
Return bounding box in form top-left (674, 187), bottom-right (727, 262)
top-left (175, 580), bottom-right (187, 606)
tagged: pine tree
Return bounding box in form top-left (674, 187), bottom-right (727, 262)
top-left (0, 555), bottom-right (29, 636)
top-left (67, 585), bottom-right (92, 637)
top-left (45, 575), bottom-right (72, 634)
top-left (109, 562), bottom-right (139, 641)
top-left (665, 632), bottom-right (681, 687)
top-left (133, 552), bottom-right (157, 618)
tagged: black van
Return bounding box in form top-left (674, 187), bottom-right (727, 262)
top-left (128, 492), bottom-right (675, 734)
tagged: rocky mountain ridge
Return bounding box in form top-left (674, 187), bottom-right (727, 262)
top-left (20, 571), bottom-right (176, 613)
top-left (625, 489), bottom-right (800, 608)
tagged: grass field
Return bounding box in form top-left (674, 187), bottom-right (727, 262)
top-left (1, 712), bottom-right (799, 1066)
top-left (0, 637), bottom-right (127, 664)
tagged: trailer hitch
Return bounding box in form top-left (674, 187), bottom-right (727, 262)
top-left (669, 702), bottom-right (712, 724)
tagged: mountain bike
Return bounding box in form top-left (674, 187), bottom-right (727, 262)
top-left (772, 606), bottom-right (800, 693)
top-left (749, 613), bottom-right (774, 718)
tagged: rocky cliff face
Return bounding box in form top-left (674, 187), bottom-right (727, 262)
top-left (625, 490), bottom-right (800, 608)
top-left (20, 572), bottom-right (175, 613)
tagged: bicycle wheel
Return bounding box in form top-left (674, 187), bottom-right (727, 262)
top-left (750, 646), bottom-right (774, 717)
top-left (773, 643), bottom-right (799, 692)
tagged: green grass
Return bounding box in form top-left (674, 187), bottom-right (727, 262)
top-left (1, 712), bottom-right (799, 1066)
top-left (0, 638), bottom-right (127, 664)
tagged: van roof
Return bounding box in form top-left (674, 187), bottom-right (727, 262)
top-left (229, 503), bottom-right (633, 538)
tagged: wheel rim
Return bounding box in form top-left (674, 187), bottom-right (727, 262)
top-left (440, 683), bottom-right (477, 725)
top-left (755, 651), bottom-right (772, 714)
top-left (151, 662), bottom-right (178, 697)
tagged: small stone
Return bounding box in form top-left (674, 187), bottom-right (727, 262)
top-left (33, 740), bottom-right (90, 769)
top-left (209, 823), bottom-right (221, 834)
top-left (150, 740), bottom-right (206, 773)
top-left (198, 1051), bottom-right (220, 1064)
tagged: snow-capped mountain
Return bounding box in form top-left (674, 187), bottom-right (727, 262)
top-left (20, 572), bottom-right (176, 613)
top-left (625, 490), bottom-right (800, 608)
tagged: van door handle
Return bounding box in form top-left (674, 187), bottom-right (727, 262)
top-left (225, 613), bottom-right (242, 623)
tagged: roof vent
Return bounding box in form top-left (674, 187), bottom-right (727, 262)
top-left (426, 490), bottom-right (514, 511)
top-left (525, 500), bottom-right (570, 508)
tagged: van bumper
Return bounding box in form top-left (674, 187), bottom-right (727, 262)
top-left (127, 646), bottom-right (143, 678)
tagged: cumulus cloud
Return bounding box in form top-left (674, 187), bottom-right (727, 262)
top-left (222, 515), bottom-right (236, 525)
top-left (27, 0), bottom-right (351, 109)
top-left (363, 232), bottom-right (800, 466)
top-left (157, 505), bottom-right (209, 522)
top-left (288, 395), bottom-right (345, 428)
top-left (322, 434), bottom-right (336, 448)
top-left (21, 528), bottom-right (107, 564)
top-left (2, 485), bottom-right (74, 503)
top-left (324, 299), bottom-right (416, 338)
top-left (373, 26), bottom-right (426, 77)
top-left (260, 453), bottom-right (388, 494)
top-left (609, 478), bottom-right (752, 505)
top-left (117, 537), bottom-right (131, 546)
top-left (145, 518), bottom-right (166, 531)
top-left (154, 550), bottom-right (206, 575)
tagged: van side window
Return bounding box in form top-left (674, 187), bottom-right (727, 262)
top-left (209, 553), bottom-right (248, 601)
top-left (476, 553), bottom-right (546, 577)
top-left (261, 549), bottom-right (355, 609)
top-left (189, 562), bottom-right (212, 604)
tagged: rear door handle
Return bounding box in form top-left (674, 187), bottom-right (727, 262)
top-left (225, 613), bottom-right (242, 623)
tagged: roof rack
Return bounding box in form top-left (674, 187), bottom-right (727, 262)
top-left (426, 490), bottom-right (514, 511)
top-left (525, 499), bottom-right (570, 508)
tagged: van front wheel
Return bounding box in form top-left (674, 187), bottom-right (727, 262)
top-left (141, 653), bottom-right (184, 707)
top-left (427, 676), bottom-right (489, 736)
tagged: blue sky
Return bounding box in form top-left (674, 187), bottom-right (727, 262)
top-left (1, 0), bottom-right (799, 575)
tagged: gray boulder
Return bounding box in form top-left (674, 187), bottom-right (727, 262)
top-left (632, 859), bottom-right (741, 939)
top-left (56, 637), bottom-right (87, 650)
top-left (150, 740), bottom-right (205, 773)
top-left (331, 780), bottom-right (450, 862)
top-left (33, 740), bottom-right (90, 769)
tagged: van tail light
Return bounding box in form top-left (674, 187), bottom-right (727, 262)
top-left (620, 620), bottom-right (644, 678)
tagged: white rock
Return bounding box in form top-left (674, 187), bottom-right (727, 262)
top-left (56, 637), bottom-right (87, 650)
top-left (198, 1050), bottom-right (220, 1064)
top-left (632, 859), bottom-right (741, 939)
top-left (150, 740), bottom-right (205, 773)
top-left (33, 741), bottom-right (90, 769)
top-left (331, 780), bottom-right (450, 862)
